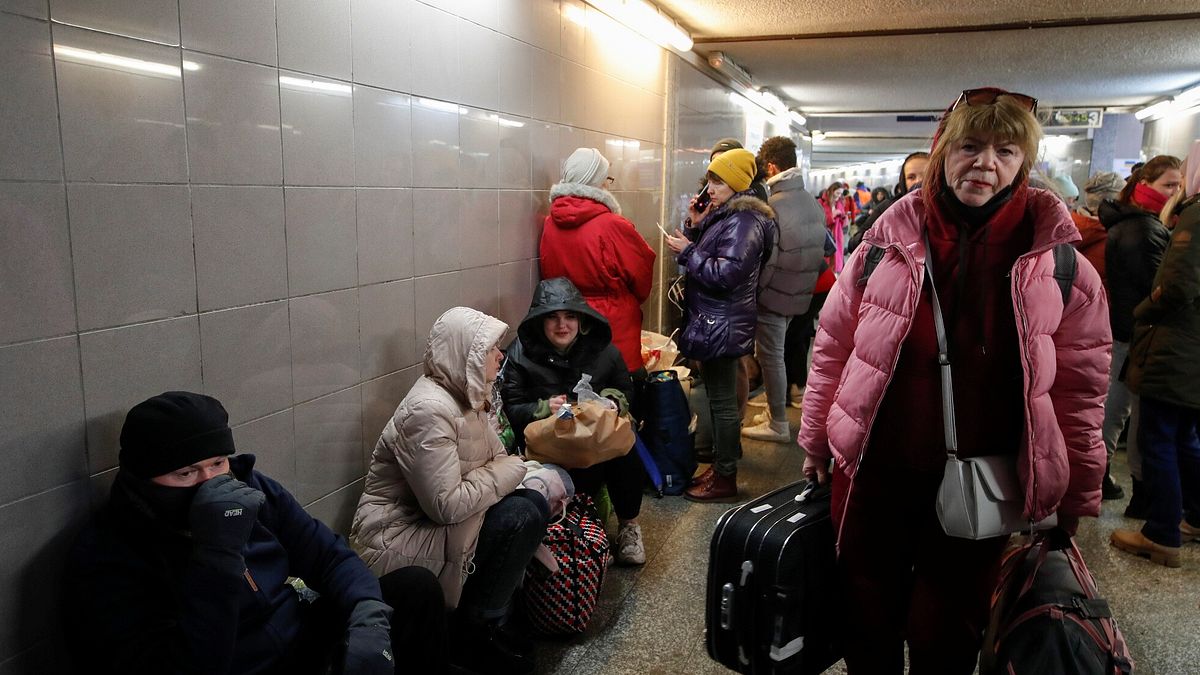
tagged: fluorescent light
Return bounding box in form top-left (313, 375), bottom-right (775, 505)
top-left (1176, 84), bottom-right (1200, 105)
top-left (1135, 100), bottom-right (1174, 121)
top-left (790, 110), bottom-right (807, 126)
top-left (488, 113), bottom-right (525, 128)
top-left (584, 0), bottom-right (693, 52)
top-left (54, 45), bottom-right (198, 78)
top-left (279, 75), bottom-right (351, 95)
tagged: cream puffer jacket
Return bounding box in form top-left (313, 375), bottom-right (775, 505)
top-left (351, 307), bottom-right (527, 607)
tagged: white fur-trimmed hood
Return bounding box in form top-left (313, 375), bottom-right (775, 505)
top-left (549, 181), bottom-right (622, 215)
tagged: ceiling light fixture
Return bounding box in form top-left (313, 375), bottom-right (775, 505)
top-left (1135, 99), bottom-right (1174, 121)
top-left (583, 0), bottom-right (693, 52)
top-left (789, 110), bottom-right (807, 127)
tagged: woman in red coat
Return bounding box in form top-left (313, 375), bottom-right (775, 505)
top-left (540, 148), bottom-right (657, 373)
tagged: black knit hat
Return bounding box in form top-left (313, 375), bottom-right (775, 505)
top-left (118, 391), bottom-right (236, 479)
top-left (709, 137), bottom-right (743, 159)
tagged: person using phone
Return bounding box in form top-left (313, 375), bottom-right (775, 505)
top-left (664, 148), bottom-right (777, 501)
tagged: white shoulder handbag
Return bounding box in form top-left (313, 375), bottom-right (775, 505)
top-left (925, 236), bottom-right (1057, 540)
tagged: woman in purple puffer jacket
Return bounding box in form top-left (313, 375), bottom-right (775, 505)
top-left (665, 148), bottom-right (776, 502)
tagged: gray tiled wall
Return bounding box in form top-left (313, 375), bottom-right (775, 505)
top-left (0, 0), bottom-right (668, 668)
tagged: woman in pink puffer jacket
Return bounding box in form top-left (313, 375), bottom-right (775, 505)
top-left (796, 88), bottom-right (1111, 674)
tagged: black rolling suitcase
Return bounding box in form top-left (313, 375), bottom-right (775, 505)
top-left (705, 480), bottom-right (840, 674)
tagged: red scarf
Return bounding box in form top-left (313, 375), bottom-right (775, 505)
top-left (1132, 182), bottom-right (1169, 215)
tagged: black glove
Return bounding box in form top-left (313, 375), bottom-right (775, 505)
top-left (343, 600), bottom-right (394, 675)
top-left (188, 473), bottom-right (265, 575)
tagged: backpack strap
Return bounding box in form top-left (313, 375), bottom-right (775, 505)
top-left (1052, 243), bottom-right (1077, 306)
top-left (857, 244), bottom-right (886, 286)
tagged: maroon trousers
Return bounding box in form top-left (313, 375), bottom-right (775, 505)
top-left (831, 461), bottom-right (1010, 674)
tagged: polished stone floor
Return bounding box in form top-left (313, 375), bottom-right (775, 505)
top-left (532, 403), bottom-right (1200, 675)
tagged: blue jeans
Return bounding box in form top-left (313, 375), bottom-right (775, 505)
top-left (703, 356), bottom-right (742, 477)
top-left (457, 489), bottom-right (549, 621)
top-left (1138, 396), bottom-right (1200, 548)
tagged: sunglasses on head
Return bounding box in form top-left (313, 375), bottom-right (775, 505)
top-left (953, 88), bottom-right (1038, 114)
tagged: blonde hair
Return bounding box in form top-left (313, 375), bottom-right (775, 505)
top-left (923, 95), bottom-right (1043, 202)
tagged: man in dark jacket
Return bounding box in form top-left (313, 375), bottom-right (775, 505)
top-left (64, 391), bottom-right (446, 675)
top-left (1100, 197), bottom-right (1171, 508)
top-left (1111, 194), bottom-right (1200, 568)
top-left (500, 277), bottom-right (644, 564)
top-left (742, 136), bottom-right (827, 442)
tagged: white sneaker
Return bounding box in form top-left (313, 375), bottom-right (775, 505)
top-left (750, 411), bottom-right (768, 425)
top-left (747, 392), bottom-right (769, 408)
top-left (741, 419), bottom-right (791, 442)
top-left (616, 523), bottom-right (646, 565)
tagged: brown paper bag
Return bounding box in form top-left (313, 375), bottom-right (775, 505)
top-left (524, 400), bottom-right (635, 469)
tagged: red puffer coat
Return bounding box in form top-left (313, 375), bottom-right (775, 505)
top-left (540, 183), bottom-right (656, 372)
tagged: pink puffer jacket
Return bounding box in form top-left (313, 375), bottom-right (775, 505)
top-left (797, 189), bottom-right (1111, 523)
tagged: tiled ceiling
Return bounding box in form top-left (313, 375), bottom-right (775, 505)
top-left (654, 0), bottom-right (1200, 168)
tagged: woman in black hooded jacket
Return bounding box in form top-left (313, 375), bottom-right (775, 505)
top-left (500, 277), bottom-right (646, 565)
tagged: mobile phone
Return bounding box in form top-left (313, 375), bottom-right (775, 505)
top-left (694, 184), bottom-right (712, 211)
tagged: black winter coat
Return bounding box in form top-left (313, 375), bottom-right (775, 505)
top-left (1126, 196), bottom-right (1200, 409)
top-left (501, 277), bottom-right (633, 452)
top-left (64, 455), bottom-right (382, 675)
top-left (1100, 199), bottom-right (1170, 341)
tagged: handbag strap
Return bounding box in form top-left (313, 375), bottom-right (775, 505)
top-left (924, 233), bottom-right (959, 458)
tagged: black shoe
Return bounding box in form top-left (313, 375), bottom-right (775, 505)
top-left (1123, 478), bottom-right (1149, 519)
top-left (1102, 471), bottom-right (1125, 501)
top-left (451, 619), bottom-right (535, 675)
top-left (496, 620), bottom-right (534, 657)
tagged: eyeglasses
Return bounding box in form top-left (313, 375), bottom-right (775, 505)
top-left (605, 176), bottom-right (615, 186)
top-left (953, 88), bottom-right (1038, 115)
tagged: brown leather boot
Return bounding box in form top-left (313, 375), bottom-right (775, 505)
top-left (689, 466), bottom-right (715, 488)
top-left (685, 470), bottom-right (738, 502)
top-left (1110, 529), bottom-right (1181, 568)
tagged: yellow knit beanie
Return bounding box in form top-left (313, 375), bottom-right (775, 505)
top-left (707, 148), bottom-right (756, 193)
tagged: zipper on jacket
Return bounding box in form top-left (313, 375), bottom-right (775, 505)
top-left (834, 241), bottom-right (924, 554)
top-left (243, 568), bottom-right (259, 592)
top-left (1010, 255), bottom-right (1042, 521)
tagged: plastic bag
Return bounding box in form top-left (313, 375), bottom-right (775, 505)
top-left (640, 330), bottom-right (680, 372)
top-left (572, 373), bottom-right (616, 411)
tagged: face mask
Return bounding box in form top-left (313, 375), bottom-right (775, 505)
top-left (117, 470), bottom-right (202, 530)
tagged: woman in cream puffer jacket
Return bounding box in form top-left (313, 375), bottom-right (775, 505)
top-left (351, 307), bottom-right (535, 611)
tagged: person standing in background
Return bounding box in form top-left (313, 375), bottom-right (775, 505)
top-left (664, 148), bottom-right (777, 502)
top-left (742, 136), bottom-right (827, 442)
top-left (540, 148), bottom-right (656, 376)
top-left (1111, 143), bottom-right (1200, 568)
top-left (1099, 155), bottom-right (1181, 508)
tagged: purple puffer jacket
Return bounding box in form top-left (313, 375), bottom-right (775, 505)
top-left (798, 189), bottom-right (1111, 524)
top-left (676, 194), bottom-right (776, 361)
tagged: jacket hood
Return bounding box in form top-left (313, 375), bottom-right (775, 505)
top-left (423, 307), bottom-right (508, 410)
top-left (548, 183), bottom-right (621, 230)
top-left (517, 277), bottom-right (611, 353)
top-left (865, 187), bottom-right (1079, 255)
top-left (700, 193), bottom-right (776, 230)
top-left (765, 167), bottom-right (806, 193)
top-left (1097, 198), bottom-right (1152, 231)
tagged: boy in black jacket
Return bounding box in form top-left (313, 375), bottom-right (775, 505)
top-left (65, 391), bottom-right (446, 674)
